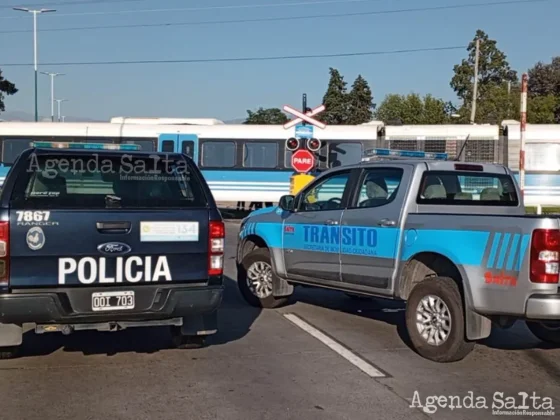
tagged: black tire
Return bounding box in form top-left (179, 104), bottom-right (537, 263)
top-left (526, 321), bottom-right (560, 345)
top-left (170, 327), bottom-right (206, 349)
top-left (405, 276), bottom-right (475, 363)
top-left (0, 346), bottom-right (20, 360)
top-left (238, 247), bottom-right (289, 309)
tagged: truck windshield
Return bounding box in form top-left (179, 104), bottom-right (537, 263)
top-left (416, 170), bottom-right (519, 206)
top-left (10, 153), bottom-right (208, 209)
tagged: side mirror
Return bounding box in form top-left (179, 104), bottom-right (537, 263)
top-left (278, 194), bottom-right (295, 211)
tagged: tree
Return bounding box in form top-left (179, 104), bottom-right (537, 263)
top-left (450, 30), bottom-right (517, 123)
top-left (321, 68), bottom-right (349, 124)
top-left (374, 93), bottom-right (453, 124)
top-left (347, 75), bottom-right (374, 125)
top-left (527, 57), bottom-right (560, 122)
top-left (243, 107), bottom-right (288, 124)
top-left (0, 69), bottom-right (18, 113)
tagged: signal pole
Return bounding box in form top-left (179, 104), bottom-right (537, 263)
top-left (470, 38), bottom-right (481, 124)
top-left (302, 93), bottom-right (307, 126)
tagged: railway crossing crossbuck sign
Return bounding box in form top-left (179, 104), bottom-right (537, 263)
top-left (283, 104), bottom-right (326, 130)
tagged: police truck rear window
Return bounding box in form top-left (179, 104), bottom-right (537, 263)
top-left (416, 170), bottom-right (519, 206)
top-left (10, 153), bottom-right (208, 209)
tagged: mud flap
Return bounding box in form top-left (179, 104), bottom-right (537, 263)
top-left (465, 308), bottom-right (492, 341)
top-left (179, 311), bottom-right (218, 336)
top-left (270, 247), bottom-right (294, 298)
top-left (273, 276), bottom-right (294, 298)
top-left (0, 323), bottom-right (23, 347)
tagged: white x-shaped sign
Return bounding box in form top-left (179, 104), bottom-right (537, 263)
top-left (283, 104), bottom-right (326, 129)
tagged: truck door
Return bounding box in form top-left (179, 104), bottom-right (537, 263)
top-left (158, 134), bottom-right (199, 165)
top-left (339, 164), bottom-right (411, 295)
top-left (282, 169), bottom-right (354, 284)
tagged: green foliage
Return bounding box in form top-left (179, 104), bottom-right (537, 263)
top-left (0, 69), bottom-right (17, 113)
top-left (243, 107), bottom-right (288, 124)
top-left (527, 57), bottom-right (560, 122)
top-left (347, 75), bottom-right (375, 125)
top-left (527, 94), bottom-right (558, 123)
top-left (321, 68), bottom-right (350, 124)
top-left (374, 93), bottom-right (453, 124)
top-left (450, 29), bottom-right (517, 123)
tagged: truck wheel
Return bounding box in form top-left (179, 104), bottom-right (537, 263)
top-left (238, 247), bottom-right (289, 309)
top-left (0, 346), bottom-right (20, 360)
top-left (170, 327), bottom-right (206, 349)
top-left (405, 276), bottom-right (475, 363)
top-left (526, 321), bottom-right (560, 345)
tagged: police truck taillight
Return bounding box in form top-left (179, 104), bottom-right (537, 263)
top-left (530, 229), bottom-right (560, 284)
top-left (208, 221), bottom-right (225, 276)
top-left (0, 221), bottom-right (9, 286)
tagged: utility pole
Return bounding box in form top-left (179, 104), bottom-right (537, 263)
top-left (55, 99), bottom-right (68, 122)
top-left (41, 72), bottom-right (65, 122)
top-left (13, 7), bottom-right (56, 122)
top-left (470, 38), bottom-right (481, 124)
top-left (519, 74), bottom-right (528, 200)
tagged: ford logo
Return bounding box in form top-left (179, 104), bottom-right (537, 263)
top-left (97, 242), bottom-right (132, 255)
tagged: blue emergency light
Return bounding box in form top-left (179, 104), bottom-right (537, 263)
top-left (362, 148), bottom-right (448, 161)
top-left (32, 142), bottom-right (141, 151)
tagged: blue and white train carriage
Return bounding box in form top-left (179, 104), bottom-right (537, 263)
top-left (0, 121), bottom-right (382, 204)
top-left (1, 119), bottom-right (560, 206)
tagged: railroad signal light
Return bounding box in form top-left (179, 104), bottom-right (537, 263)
top-left (286, 137), bottom-right (300, 151)
top-left (307, 138), bottom-right (321, 152)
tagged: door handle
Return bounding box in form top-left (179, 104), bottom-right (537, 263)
top-left (378, 219), bottom-right (396, 227)
top-left (96, 221), bottom-right (131, 234)
top-left (324, 219), bottom-right (339, 226)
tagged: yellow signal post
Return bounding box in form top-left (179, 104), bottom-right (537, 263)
top-left (290, 173), bottom-right (315, 195)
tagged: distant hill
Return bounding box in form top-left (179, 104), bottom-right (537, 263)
top-left (0, 111), bottom-right (247, 124)
top-left (224, 118), bottom-right (245, 124)
top-left (0, 110), bottom-right (103, 122)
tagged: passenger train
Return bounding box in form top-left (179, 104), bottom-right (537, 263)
top-left (0, 118), bottom-right (559, 207)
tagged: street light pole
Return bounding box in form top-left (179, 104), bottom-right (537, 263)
top-left (13, 7), bottom-right (56, 122)
top-left (55, 99), bottom-right (68, 122)
top-left (41, 72), bottom-right (65, 122)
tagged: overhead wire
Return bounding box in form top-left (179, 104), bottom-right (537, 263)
top-left (0, 0), bottom-right (553, 32)
top-left (0, 46), bottom-right (466, 67)
top-left (0, 0), bottom-right (389, 19)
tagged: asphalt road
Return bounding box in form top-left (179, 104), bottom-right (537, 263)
top-left (1, 221), bottom-right (559, 419)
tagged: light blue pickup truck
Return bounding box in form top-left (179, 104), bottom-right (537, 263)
top-left (236, 149), bottom-right (560, 363)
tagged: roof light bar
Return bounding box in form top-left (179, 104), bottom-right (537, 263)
top-left (362, 148), bottom-right (448, 161)
top-left (32, 142), bottom-right (141, 151)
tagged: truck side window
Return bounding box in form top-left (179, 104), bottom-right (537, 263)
top-left (298, 171), bottom-right (350, 212)
top-left (355, 168), bottom-right (404, 208)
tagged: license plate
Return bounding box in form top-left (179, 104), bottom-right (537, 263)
top-left (91, 291), bottom-right (135, 311)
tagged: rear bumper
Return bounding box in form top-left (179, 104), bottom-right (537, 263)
top-left (526, 293), bottom-right (560, 320)
top-left (0, 283), bottom-right (223, 325)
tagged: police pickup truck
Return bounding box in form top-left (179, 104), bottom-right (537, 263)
top-left (0, 142), bottom-right (224, 359)
top-left (236, 148), bottom-right (560, 363)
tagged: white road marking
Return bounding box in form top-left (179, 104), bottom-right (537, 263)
top-left (283, 313), bottom-right (386, 378)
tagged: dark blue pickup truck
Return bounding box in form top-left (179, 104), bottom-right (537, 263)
top-left (0, 142), bottom-right (224, 358)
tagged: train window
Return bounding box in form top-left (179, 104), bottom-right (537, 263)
top-left (123, 139), bottom-right (156, 152)
top-left (2, 139), bottom-right (34, 165)
top-left (201, 141), bottom-right (235, 167)
top-left (328, 142), bottom-right (363, 167)
top-left (162, 140), bottom-right (175, 153)
top-left (526, 143), bottom-right (560, 171)
top-left (244, 142), bottom-right (278, 168)
top-left (181, 141), bottom-right (194, 158)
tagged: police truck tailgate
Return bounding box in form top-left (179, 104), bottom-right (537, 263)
top-left (2, 147), bottom-right (223, 312)
top-left (9, 210), bottom-right (209, 287)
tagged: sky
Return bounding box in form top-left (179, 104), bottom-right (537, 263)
top-left (1, 0), bottom-right (560, 122)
